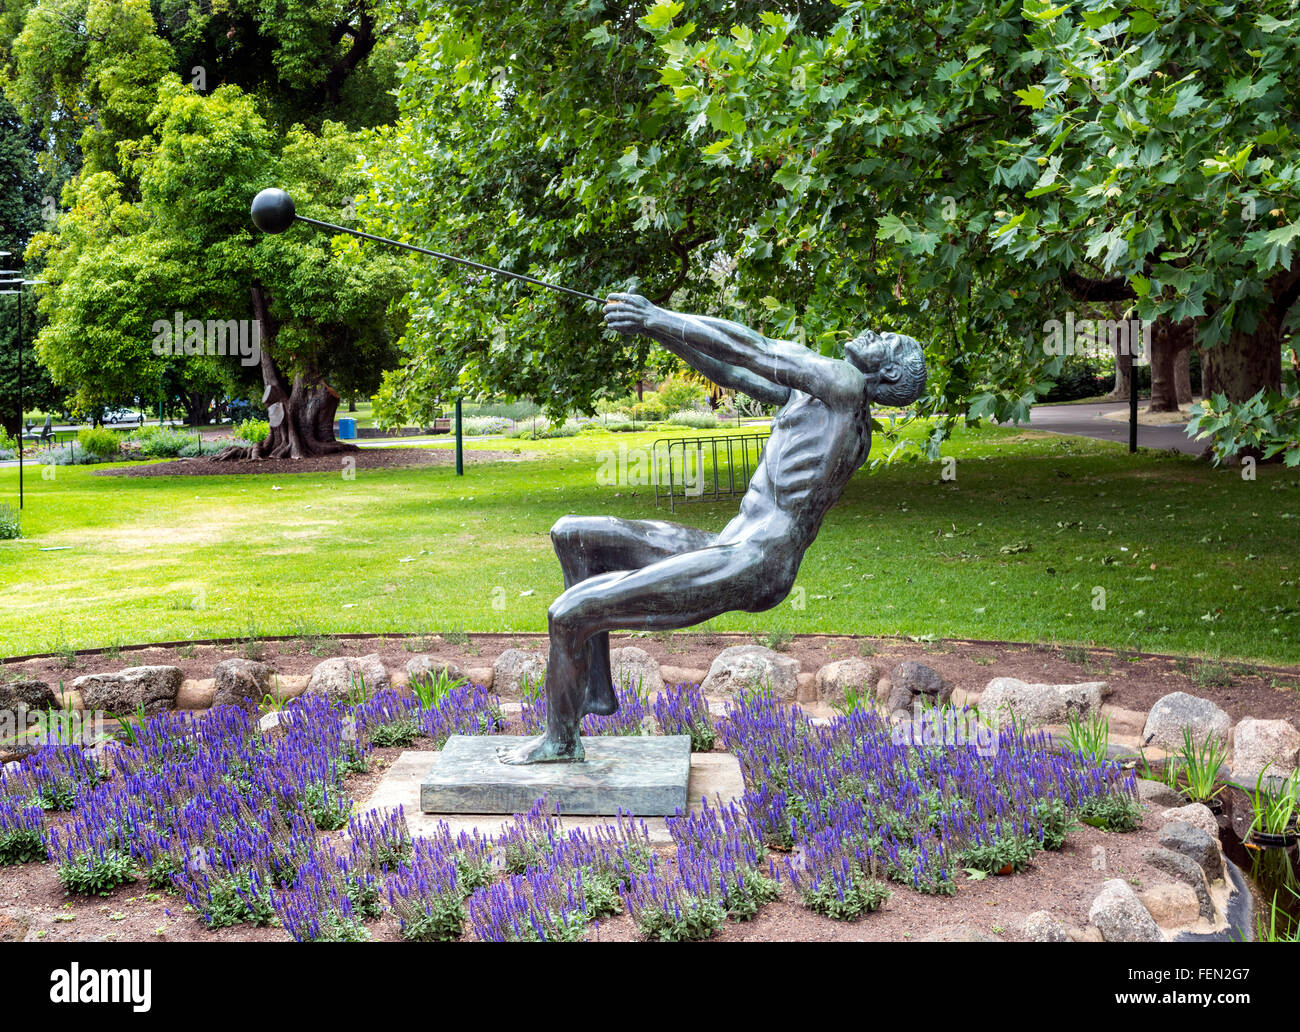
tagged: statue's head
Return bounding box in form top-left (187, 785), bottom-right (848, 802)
top-left (845, 329), bottom-right (926, 407)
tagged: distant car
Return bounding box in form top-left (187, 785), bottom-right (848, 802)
top-left (102, 408), bottom-right (144, 425)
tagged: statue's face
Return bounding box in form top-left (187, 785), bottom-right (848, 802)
top-left (845, 330), bottom-right (898, 383)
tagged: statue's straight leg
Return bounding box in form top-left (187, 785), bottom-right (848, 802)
top-left (550, 516), bottom-right (715, 716)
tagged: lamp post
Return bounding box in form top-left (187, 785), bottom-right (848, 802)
top-left (1, 260), bottom-right (48, 510)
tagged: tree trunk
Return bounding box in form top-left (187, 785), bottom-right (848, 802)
top-left (1148, 317), bottom-right (1195, 412)
top-left (1200, 347), bottom-right (1218, 398)
top-left (215, 283), bottom-right (358, 461)
top-left (183, 392), bottom-right (212, 427)
top-left (348, 397), bottom-right (356, 412)
top-left (1109, 348), bottom-right (1132, 400)
top-left (1148, 321), bottom-right (1178, 412)
top-left (1174, 348), bottom-right (1193, 406)
top-left (1216, 323), bottom-right (1283, 404)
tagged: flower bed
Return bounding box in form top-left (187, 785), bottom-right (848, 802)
top-left (0, 683), bottom-right (1137, 941)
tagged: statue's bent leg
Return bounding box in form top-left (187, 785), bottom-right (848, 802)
top-left (504, 536), bottom-right (792, 764)
top-left (549, 516), bottom-right (715, 717)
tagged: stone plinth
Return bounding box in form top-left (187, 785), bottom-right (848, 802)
top-left (420, 735), bottom-right (691, 816)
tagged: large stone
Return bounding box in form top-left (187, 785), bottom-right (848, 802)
top-left (1138, 883), bottom-right (1201, 928)
top-left (1142, 847), bottom-right (1216, 921)
top-left (1143, 691), bottom-right (1231, 751)
top-left (885, 661), bottom-right (953, 714)
top-left (814, 658), bottom-right (878, 706)
top-left (305, 654), bottom-right (390, 703)
top-left (1137, 778), bottom-right (1185, 808)
top-left (406, 656), bottom-right (465, 685)
top-left (701, 645), bottom-right (800, 700)
top-left (212, 658), bottom-right (272, 708)
top-left (979, 677), bottom-right (1107, 728)
top-left (0, 679), bottom-right (57, 711)
top-left (1232, 717), bottom-right (1300, 783)
top-left (1089, 879), bottom-right (1163, 942)
top-left (1023, 910), bottom-right (1071, 942)
top-left (491, 649), bottom-right (547, 700)
top-left (608, 647), bottom-right (663, 695)
top-left (1157, 821), bottom-right (1223, 881)
top-left (0, 908), bottom-right (31, 942)
top-left (421, 734), bottom-right (691, 816)
top-left (1158, 803), bottom-right (1218, 839)
top-left (71, 666), bottom-right (182, 716)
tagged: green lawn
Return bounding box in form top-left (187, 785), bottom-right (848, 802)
top-left (1, 422), bottom-right (1297, 664)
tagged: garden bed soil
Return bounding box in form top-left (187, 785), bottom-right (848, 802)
top-left (6, 632), bottom-right (1299, 726)
top-left (95, 448), bottom-right (531, 478)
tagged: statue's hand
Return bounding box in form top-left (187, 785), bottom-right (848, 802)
top-left (604, 293), bottom-right (658, 336)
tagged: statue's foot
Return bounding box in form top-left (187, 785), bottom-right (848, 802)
top-left (500, 734), bottom-right (584, 765)
top-left (583, 679), bottom-right (619, 717)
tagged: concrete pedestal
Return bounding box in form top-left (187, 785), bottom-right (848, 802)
top-left (420, 734), bottom-right (691, 816)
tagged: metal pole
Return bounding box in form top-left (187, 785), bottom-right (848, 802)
top-left (17, 288), bottom-right (22, 509)
top-left (1129, 364), bottom-right (1138, 454)
top-left (455, 397), bottom-right (464, 477)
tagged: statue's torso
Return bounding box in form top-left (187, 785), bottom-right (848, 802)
top-left (721, 389), bottom-right (871, 552)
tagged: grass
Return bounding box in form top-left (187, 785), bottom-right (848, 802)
top-left (0, 421), bottom-right (1297, 663)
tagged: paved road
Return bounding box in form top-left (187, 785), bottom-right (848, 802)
top-left (1029, 401), bottom-right (1203, 455)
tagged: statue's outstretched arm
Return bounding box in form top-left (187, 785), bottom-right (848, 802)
top-left (605, 294), bottom-right (863, 405)
top-left (668, 338), bottom-right (791, 406)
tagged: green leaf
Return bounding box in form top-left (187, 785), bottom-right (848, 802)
top-left (638, 1), bottom-right (684, 32)
top-left (876, 213), bottom-right (912, 243)
top-left (1014, 86), bottom-right (1046, 110)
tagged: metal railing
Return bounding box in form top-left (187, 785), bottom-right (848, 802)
top-left (652, 432), bottom-right (769, 512)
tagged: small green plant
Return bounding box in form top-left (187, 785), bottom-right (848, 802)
top-left (1172, 726), bottom-right (1230, 805)
top-left (0, 502), bottom-right (21, 540)
top-left (110, 702), bottom-right (149, 747)
top-left (1064, 712), bottom-right (1110, 765)
top-left (233, 418), bottom-right (271, 445)
top-left (410, 668), bottom-right (469, 710)
top-left (260, 678), bottom-right (290, 713)
top-left (856, 639), bottom-right (877, 657)
top-left (302, 784), bottom-right (353, 831)
top-left (801, 874), bottom-right (891, 920)
top-left (1078, 791), bottom-right (1143, 832)
top-left (961, 835), bottom-right (1036, 875)
top-left (395, 894), bottom-right (466, 942)
top-left (831, 684), bottom-right (876, 717)
top-left (634, 894), bottom-right (727, 942)
top-left (754, 627), bottom-right (794, 652)
top-left (57, 850), bottom-right (137, 895)
top-left (1246, 765), bottom-right (1300, 839)
top-left (442, 626), bottom-right (470, 647)
top-left (0, 826), bottom-right (47, 865)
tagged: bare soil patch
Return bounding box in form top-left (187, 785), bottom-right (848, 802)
top-left (95, 447), bottom-right (532, 478)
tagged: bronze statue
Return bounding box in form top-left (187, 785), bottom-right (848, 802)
top-left (505, 294), bottom-right (926, 762)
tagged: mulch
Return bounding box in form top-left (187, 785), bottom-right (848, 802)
top-left (95, 447), bottom-right (530, 477)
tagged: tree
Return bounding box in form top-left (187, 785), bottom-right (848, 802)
top-left (363, 0), bottom-right (857, 425)
top-left (0, 87), bottom-right (60, 435)
top-left (28, 80), bottom-right (411, 457)
top-left (8, 0), bottom-right (414, 453)
top-left (635, 0), bottom-right (1298, 453)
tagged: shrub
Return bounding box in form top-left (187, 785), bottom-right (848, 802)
top-left (630, 401), bottom-right (667, 422)
top-left (656, 376), bottom-right (708, 411)
top-left (178, 440), bottom-right (226, 458)
top-left (129, 426), bottom-right (193, 458)
top-left (667, 409), bottom-right (720, 429)
top-left (457, 416), bottom-right (510, 436)
top-left (77, 426), bottom-right (120, 459)
top-left (0, 503), bottom-right (20, 540)
top-left (234, 418), bottom-right (270, 445)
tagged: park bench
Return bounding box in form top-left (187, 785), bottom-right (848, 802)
top-left (430, 417), bottom-right (452, 434)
